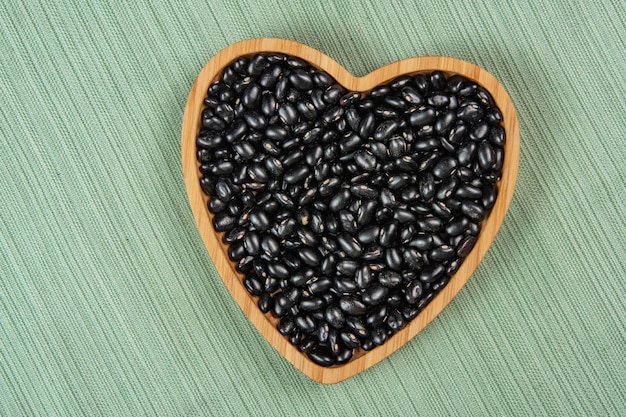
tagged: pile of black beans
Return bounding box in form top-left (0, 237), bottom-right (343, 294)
top-left (196, 53), bottom-right (505, 366)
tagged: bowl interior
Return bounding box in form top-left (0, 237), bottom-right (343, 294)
top-left (181, 38), bottom-right (520, 383)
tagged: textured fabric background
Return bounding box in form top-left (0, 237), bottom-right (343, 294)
top-left (1, 0), bottom-right (624, 415)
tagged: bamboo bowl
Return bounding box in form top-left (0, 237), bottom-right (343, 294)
top-left (182, 38), bottom-right (520, 383)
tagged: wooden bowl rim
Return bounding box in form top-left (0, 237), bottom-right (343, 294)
top-left (182, 38), bottom-right (520, 384)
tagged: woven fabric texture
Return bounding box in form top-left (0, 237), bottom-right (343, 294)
top-left (1, 0), bottom-right (624, 415)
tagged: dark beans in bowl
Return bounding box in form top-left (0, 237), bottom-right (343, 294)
top-left (196, 53), bottom-right (505, 367)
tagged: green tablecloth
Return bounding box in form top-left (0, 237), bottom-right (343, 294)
top-left (1, 1), bottom-right (624, 415)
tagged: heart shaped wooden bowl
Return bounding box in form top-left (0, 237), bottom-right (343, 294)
top-left (182, 38), bottom-right (519, 383)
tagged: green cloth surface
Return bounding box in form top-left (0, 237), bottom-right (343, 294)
top-left (1, 0), bottom-right (624, 415)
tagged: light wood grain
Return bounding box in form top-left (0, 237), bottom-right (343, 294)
top-left (182, 38), bottom-right (520, 384)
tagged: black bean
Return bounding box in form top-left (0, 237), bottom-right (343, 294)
top-left (429, 245), bottom-right (456, 262)
top-left (299, 337), bottom-right (317, 353)
top-left (429, 71), bottom-right (446, 89)
top-left (312, 71), bottom-right (332, 87)
top-left (295, 314), bottom-right (316, 333)
top-left (432, 156), bottom-right (458, 179)
top-left (334, 277), bottom-right (358, 294)
top-left (494, 148), bottom-right (504, 172)
top-left (339, 296), bottom-right (368, 315)
top-left (370, 326), bottom-right (387, 346)
top-left (419, 173), bottom-right (436, 200)
top-left (482, 186), bottom-right (497, 209)
top-left (296, 208), bottom-right (311, 226)
top-left (348, 185), bottom-right (376, 200)
top-left (474, 86), bottom-right (494, 106)
top-left (207, 193), bottom-right (227, 214)
top-left (429, 92), bottom-right (449, 108)
top-left (366, 305), bottom-right (388, 327)
top-left (391, 209), bottom-right (414, 224)
top-left (403, 248), bottom-right (424, 271)
top-left (258, 65), bottom-right (281, 88)
top-left (323, 85), bottom-right (343, 104)
top-left (354, 149), bottom-right (377, 171)
top-left (379, 221), bottom-right (399, 247)
top-left (386, 174), bottom-right (407, 191)
top-left (378, 188), bottom-right (395, 209)
top-left (478, 141), bottom-right (495, 169)
top-left (378, 270), bottom-right (402, 288)
top-left (310, 89), bottom-right (327, 112)
top-left (405, 279), bottom-right (424, 305)
top-left (322, 105), bottom-right (344, 123)
top-left (243, 231), bottom-right (261, 256)
top-left (458, 142), bottom-right (477, 166)
top-left (355, 199), bottom-right (376, 226)
top-left (456, 184), bottom-right (482, 199)
top-left (308, 277), bottom-right (332, 295)
top-left (490, 125), bottom-right (506, 146)
top-left (435, 111), bottom-right (457, 135)
top-left (244, 163), bottom-right (266, 183)
top-left (244, 275), bottom-right (264, 296)
top-left (242, 83), bottom-right (261, 109)
top-left (355, 265), bottom-right (374, 289)
top-left (336, 233), bottom-right (363, 258)
top-left (325, 305), bottom-right (345, 329)
top-left (228, 241), bottom-right (246, 261)
top-left (274, 77), bottom-right (288, 101)
top-left (384, 95), bottom-right (406, 109)
top-left (399, 186), bottom-right (419, 203)
top-left (215, 103), bottom-right (234, 125)
top-left (334, 260), bottom-right (356, 277)
top-left (329, 189), bottom-right (351, 212)
top-left (409, 106), bottom-right (436, 126)
top-left (346, 316), bottom-right (368, 337)
top-left (399, 225), bottom-right (415, 244)
top-left (362, 247), bottom-right (384, 261)
top-left (470, 122), bottom-right (490, 141)
top-left (457, 101), bottom-right (484, 123)
top-left (296, 227), bottom-right (319, 247)
top-left (388, 293), bottom-right (404, 309)
top-left (277, 102), bottom-right (298, 125)
top-left (401, 86), bottom-right (424, 104)
top-left (457, 235), bottom-right (477, 257)
top-left (417, 216), bottom-right (443, 233)
top-left (283, 165), bottom-right (310, 184)
top-left (419, 264), bottom-right (445, 283)
top-left (395, 156), bottom-right (418, 172)
top-left (374, 120), bottom-right (400, 141)
top-left (461, 200), bottom-right (485, 222)
top-left (436, 178), bottom-right (458, 200)
top-left (362, 284), bottom-right (388, 306)
top-left (308, 348), bottom-right (336, 366)
top-left (213, 212), bottom-right (237, 232)
top-left (289, 69), bottom-right (314, 90)
top-left (316, 321), bottom-right (330, 343)
top-left (327, 330), bottom-right (340, 355)
top-left (324, 215), bottom-right (340, 235)
top-left (244, 111), bottom-right (267, 130)
top-left (445, 218), bottom-right (467, 236)
top-left (214, 179), bottom-right (232, 201)
top-left (295, 247), bottom-right (318, 266)
top-left (278, 316), bottom-right (297, 336)
top-left (339, 132), bottom-right (361, 154)
top-left (352, 115), bottom-right (373, 143)
top-left (385, 248), bottom-right (404, 271)
top-left (356, 225), bottom-right (380, 245)
top-left (249, 210), bottom-right (271, 231)
top-left (297, 99), bottom-right (317, 120)
top-left (258, 293), bottom-right (273, 313)
top-left (266, 262), bottom-right (289, 280)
